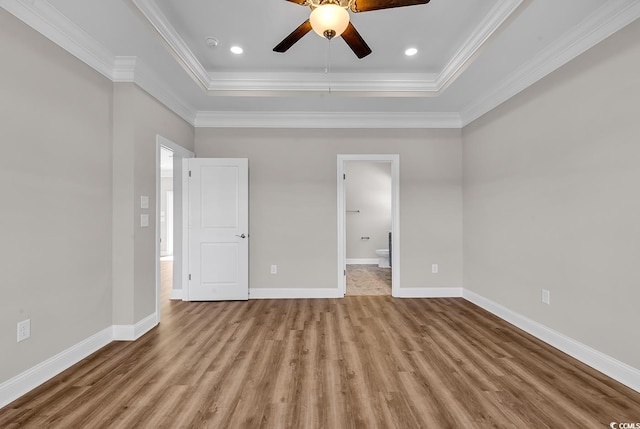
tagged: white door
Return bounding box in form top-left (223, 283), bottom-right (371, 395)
top-left (187, 158), bottom-right (248, 301)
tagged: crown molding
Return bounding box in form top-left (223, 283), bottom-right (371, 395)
top-left (112, 56), bottom-right (137, 82)
top-left (206, 71), bottom-right (440, 95)
top-left (131, 0), bottom-right (522, 96)
top-left (2, 0), bottom-right (197, 125)
top-left (2, 0), bottom-right (115, 79)
top-left (194, 111), bottom-right (462, 129)
top-left (129, 0), bottom-right (210, 90)
top-left (460, 0), bottom-right (640, 126)
top-left (133, 59), bottom-right (198, 125)
top-left (435, 0), bottom-right (524, 91)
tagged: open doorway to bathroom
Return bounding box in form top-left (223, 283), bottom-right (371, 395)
top-left (345, 161), bottom-right (392, 295)
top-left (337, 154), bottom-right (400, 297)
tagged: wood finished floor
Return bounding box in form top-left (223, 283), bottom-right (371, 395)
top-left (346, 264), bottom-right (391, 296)
top-left (2, 267), bottom-right (639, 427)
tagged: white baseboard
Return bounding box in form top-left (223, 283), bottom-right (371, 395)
top-left (0, 326), bottom-right (113, 409)
top-left (250, 288), bottom-right (343, 299)
top-left (394, 287), bottom-right (463, 298)
top-left (170, 288), bottom-right (183, 300)
top-left (112, 313), bottom-right (158, 341)
top-left (1, 312), bottom-right (159, 409)
top-left (346, 258), bottom-right (379, 265)
top-left (463, 289), bottom-right (640, 393)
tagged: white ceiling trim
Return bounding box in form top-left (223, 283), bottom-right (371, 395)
top-left (130, 0), bottom-right (523, 96)
top-left (114, 55), bottom-right (198, 123)
top-left (129, 0), bottom-right (210, 91)
top-left (460, 0), bottom-right (640, 127)
top-left (2, 0), bottom-right (115, 79)
top-left (133, 59), bottom-right (198, 124)
top-left (194, 111), bottom-right (462, 129)
top-left (435, 0), bottom-right (524, 91)
top-left (113, 56), bottom-right (137, 82)
top-left (207, 71), bottom-right (440, 95)
top-left (1, 0), bottom-right (198, 125)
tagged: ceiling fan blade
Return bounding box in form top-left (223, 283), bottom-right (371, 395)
top-left (284, 0), bottom-right (308, 4)
top-left (350, 0), bottom-right (430, 13)
top-left (341, 22), bottom-right (372, 59)
top-left (273, 20), bottom-right (313, 53)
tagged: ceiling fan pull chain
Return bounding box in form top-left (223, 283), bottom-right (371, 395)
top-left (325, 39), bottom-right (332, 93)
top-left (325, 39), bottom-right (331, 74)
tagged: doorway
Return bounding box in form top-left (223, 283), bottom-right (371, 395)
top-left (337, 154), bottom-right (400, 297)
top-left (155, 136), bottom-right (194, 322)
top-left (159, 146), bottom-right (174, 307)
top-left (344, 161), bottom-right (392, 295)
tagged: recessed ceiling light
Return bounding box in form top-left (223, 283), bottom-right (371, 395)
top-left (230, 46), bottom-right (243, 55)
top-left (405, 48), bottom-right (418, 56)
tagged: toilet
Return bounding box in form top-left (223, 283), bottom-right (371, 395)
top-left (375, 249), bottom-right (390, 268)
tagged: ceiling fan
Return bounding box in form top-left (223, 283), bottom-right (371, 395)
top-left (273, 0), bottom-right (431, 59)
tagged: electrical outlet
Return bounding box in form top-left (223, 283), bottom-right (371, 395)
top-left (432, 264), bottom-right (439, 274)
top-left (542, 289), bottom-right (551, 305)
top-left (271, 265), bottom-right (277, 274)
top-left (17, 319), bottom-right (31, 342)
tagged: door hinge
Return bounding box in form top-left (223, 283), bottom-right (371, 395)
top-left (189, 170), bottom-right (192, 177)
top-left (343, 173), bottom-right (346, 180)
top-left (344, 270), bottom-right (346, 276)
top-left (188, 274), bottom-right (192, 280)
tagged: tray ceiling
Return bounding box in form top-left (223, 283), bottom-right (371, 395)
top-left (4, 0), bottom-right (639, 126)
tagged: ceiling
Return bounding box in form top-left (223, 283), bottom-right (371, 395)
top-left (4, 0), bottom-right (639, 127)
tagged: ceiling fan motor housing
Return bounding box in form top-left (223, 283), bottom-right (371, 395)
top-left (309, 0), bottom-right (351, 7)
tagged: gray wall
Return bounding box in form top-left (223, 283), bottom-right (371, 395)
top-left (195, 128), bottom-right (463, 290)
top-left (112, 83), bottom-right (194, 324)
top-left (0, 12), bottom-right (113, 382)
top-left (0, 11), bottom-right (195, 386)
top-left (462, 19), bottom-right (640, 369)
top-left (345, 162), bottom-right (392, 260)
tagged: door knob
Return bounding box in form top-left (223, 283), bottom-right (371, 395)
top-left (236, 233), bottom-right (246, 239)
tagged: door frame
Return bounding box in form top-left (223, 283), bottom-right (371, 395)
top-left (337, 154), bottom-right (400, 296)
top-left (155, 135), bottom-right (194, 321)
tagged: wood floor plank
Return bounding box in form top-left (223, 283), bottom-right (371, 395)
top-left (2, 270), bottom-right (640, 428)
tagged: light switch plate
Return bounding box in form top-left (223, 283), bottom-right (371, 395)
top-left (17, 319), bottom-right (30, 342)
top-left (141, 214), bottom-right (149, 227)
top-left (542, 289), bottom-right (551, 305)
top-left (140, 195), bottom-right (149, 209)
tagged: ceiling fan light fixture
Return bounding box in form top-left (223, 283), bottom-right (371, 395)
top-left (309, 4), bottom-right (350, 40)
